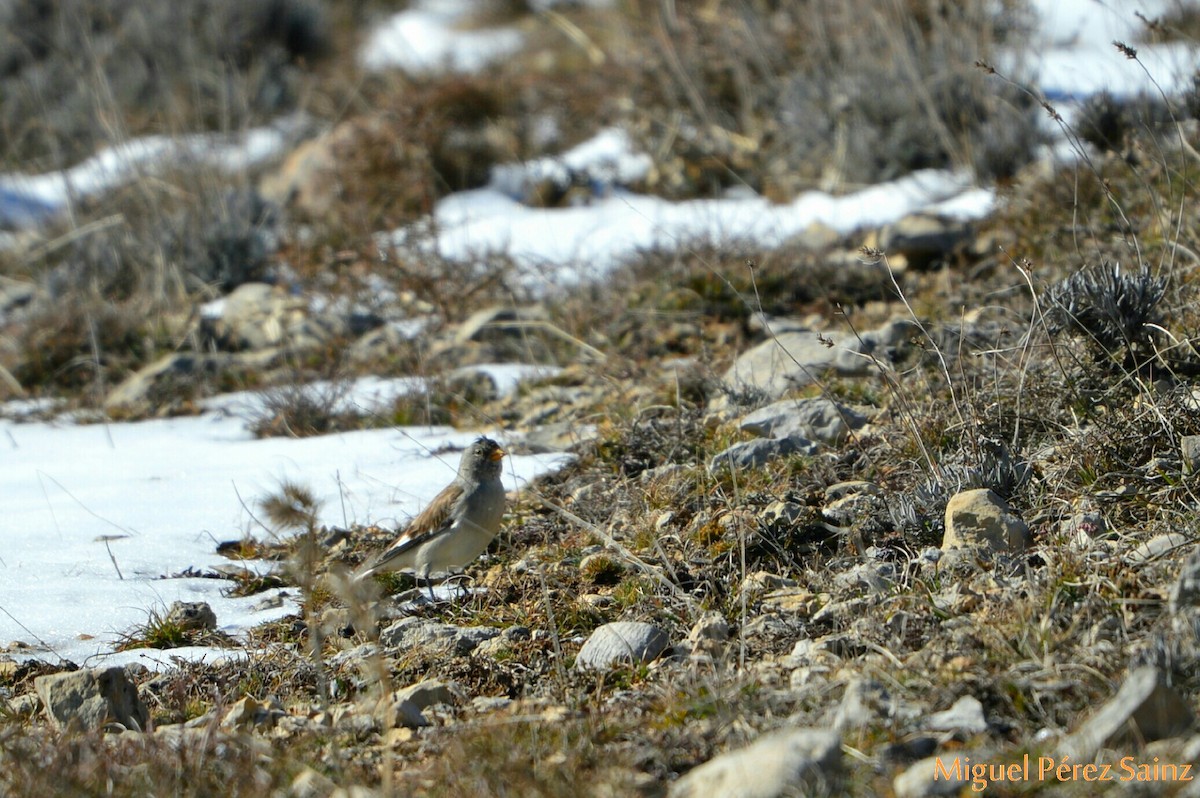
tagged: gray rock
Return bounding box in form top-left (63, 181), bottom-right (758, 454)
top-left (476, 625), bottom-right (533, 658)
top-left (104, 352), bottom-right (233, 415)
top-left (472, 695), bottom-right (513, 714)
top-left (221, 695), bottom-right (286, 730)
top-left (394, 679), bottom-right (456, 711)
top-left (1130, 533), bottom-right (1191, 564)
top-left (35, 666), bottom-right (149, 732)
top-left (878, 213), bottom-right (974, 267)
top-left (687, 612), bottom-right (730, 645)
top-left (521, 420), bottom-right (599, 452)
top-left (1183, 435), bottom-right (1200, 475)
top-left (1170, 547), bottom-right (1200, 615)
top-left (574, 622), bottom-right (670, 670)
top-left (745, 313), bottom-right (816, 335)
top-left (378, 698), bottom-right (428, 730)
top-left (165, 600), bottom-right (217, 632)
top-left (205, 282), bottom-right (303, 351)
top-left (668, 728), bottom-right (842, 798)
top-left (926, 696), bottom-right (988, 735)
top-left (259, 117), bottom-right (361, 217)
top-left (942, 489), bottom-right (1030, 552)
top-left (723, 321), bottom-right (915, 400)
top-left (681, 612), bottom-right (730, 660)
top-left (379, 617), bottom-right (501, 656)
top-left (893, 754), bottom-right (969, 798)
top-left (709, 435), bottom-right (819, 471)
top-left (761, 500), bottom-right (807, 528)
top-left (832, 678), bottom-right (893, 732)
top-left (824, 481), bottom-right (882, 501)
top-left (832, 560), bottom-right (897, 594)
top-left (739, 397), bottom-right (868, 446)
top-left (1059, 666), bottom-right (1195, 762)
top-left (336, 707), bottom-right (382, 738)
top-left (822, 491), bottom-right (886, 529)
top-left (348, 321), bottom-right (421, 364)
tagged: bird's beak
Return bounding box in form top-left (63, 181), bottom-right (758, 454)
top-left (491, 447), bottom-right (506, 461)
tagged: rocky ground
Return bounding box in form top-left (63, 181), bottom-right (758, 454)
top-left (6, 1), bottom-right (1200, 796)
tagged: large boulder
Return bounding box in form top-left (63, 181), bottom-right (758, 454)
top-left (35, 666), bottom-right (149, 732)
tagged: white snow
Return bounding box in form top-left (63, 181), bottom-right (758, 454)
top-left (359, 0), bottom-right (524, 73)
top-left (455, 364), bottom-right (563, 398)
top-left (389, 165), bottom-right (983, 288)
top-left (1018, 0), bottom-right (1200, 100)
top-left (360, 0), bottom-right (617, 74)
top-left (0, 387), bottom-right (569, 666)
top-left (0, 114), bottom-right (307, 232)
top-left (489, 127), bottom-right (654, 201)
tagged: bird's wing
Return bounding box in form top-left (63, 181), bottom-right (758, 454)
top-left (370, 481), bottom-right (461, 568)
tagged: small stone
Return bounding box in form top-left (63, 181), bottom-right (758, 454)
top-left (832, 678), bottom-right (893, 732)
top-left (1130, 533), bottom-right (1191, 564)
top-left (681, 612), bottom-right (730, 659)
top-left (738, 397), bottom-right (868, 446)
top-left (222, 695), bottom-right (285, 730)
top-left (1182, 435), bottom-right (1200, 474)
top-left (942, 489), bottom-right (1030, 552)
top-left (723, 318), bottom-right (917, 402)
top-left (472, 695), bottom-right (513, 714)
top-left (687, 612), bottom-right (730, 645)
top-left (926, 696), bottom-right (988, 735)
top-left (822, 491), bottom-right (886, 529)
top-left (380, 617), bottom-right (500, 656)
top-left (574, 622), bottom-right (670, 671)
top-left (382, 699), bottom-right (428, 730)
top-left (832, 560), bottom-right (897, 594)
top-left (165, 601), bottom-right (217, 632)
top-left (709, 435), bottom-right (819, 471)
top-left (668, 728), bottom-right (842, 798)
top-left (1169, 547), bottom-right (1200, 615)
top-left (824, 481), bottom-right (882, 501)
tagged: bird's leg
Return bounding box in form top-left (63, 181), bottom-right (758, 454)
top-left (446, 570), bottom-right (471, 599)
top-left (421, 564), bottom-right (436, 604)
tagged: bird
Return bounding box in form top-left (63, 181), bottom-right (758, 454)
top-left (359, 436), bottom-right (507, 597)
